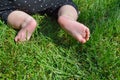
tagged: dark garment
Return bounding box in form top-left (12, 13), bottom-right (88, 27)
top-left (0, 0), bottom-right (78, 23)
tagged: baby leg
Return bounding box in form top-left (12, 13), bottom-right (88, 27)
top-left (7, 11), bottom-right (37, 42)
top-left (58, 5), bottom-right (90, 43)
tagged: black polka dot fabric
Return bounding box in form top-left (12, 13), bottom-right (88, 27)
top-left (0, 0), bottom-right (16, 23)
top-left (0, 0), bottom-right (78, 23)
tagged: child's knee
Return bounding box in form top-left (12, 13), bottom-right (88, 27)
top-left (7, 11), bottom-right (37, 29)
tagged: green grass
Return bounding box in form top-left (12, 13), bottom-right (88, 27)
top-left (0, 0), bottom-right (120, 79)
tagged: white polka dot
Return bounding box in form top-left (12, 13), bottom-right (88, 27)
top-left (40, 5), bottom-right (43, 7)
top-left (18, 4), bottom-right (21, 6)
top-left (45, 4), bottom-right (48, 6)
top-left (51, 3), bottom-right (54, 5)
top-left (28, 4), bottom-right (31, 7)
top-left (34, 1), bottom-right (37, 3)
top-left (24, 1), bottom-right (27, 3)
top-left (54, 5), bottom-right (57, 7)
top-left (33, 8), bottom-right (35, 11)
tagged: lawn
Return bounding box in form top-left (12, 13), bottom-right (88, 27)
top-left (0, 0), bottom-right (120, 79)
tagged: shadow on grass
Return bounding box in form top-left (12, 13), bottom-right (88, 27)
top-left (35, 16), bottom-right (80, 48)
top-left (32, 0), bottom-right (119, 53)
top-left (34, 0), bottom-right (119, 49)
top-left (34, 1), bottom-right (120, 78)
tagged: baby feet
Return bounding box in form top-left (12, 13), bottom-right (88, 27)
top-left (15, 19), bottom-right (37, 42)
top-left (14, 15), bottom-right (90, 43)
top-left (58, 16), bottom-right (90, 43)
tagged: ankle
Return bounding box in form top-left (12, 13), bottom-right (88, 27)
top-left (58, 15), bottom-right (76, 22)
top-left (21, 17), bottom-right (37, 29)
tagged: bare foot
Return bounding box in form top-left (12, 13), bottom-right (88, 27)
top-left (15, 19), bottom-right (37, 42)
top-left (58, 16), bottom-right (90, 43)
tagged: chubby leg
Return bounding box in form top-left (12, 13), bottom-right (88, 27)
top-left (58, 5), bottom-right (90, 43)
top-left (7, 11), bottom-right (37, 42)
